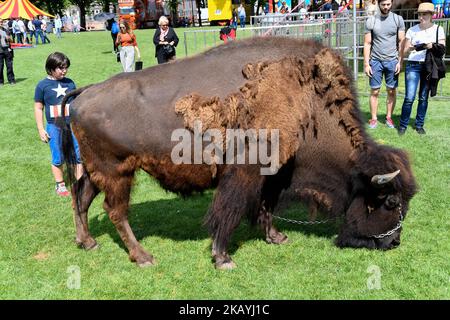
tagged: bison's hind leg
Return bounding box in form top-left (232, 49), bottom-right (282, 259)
top-left (102, 173), bottom-right (155, 267)
top-left (72, 171), bottom-right (100, 250)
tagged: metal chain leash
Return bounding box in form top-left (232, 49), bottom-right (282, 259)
top-left (371, 204), bottom-right (404, 239)
top-left (272, 203), bottom-right (404, 238)
top-left (371, 220), bottom-right (403, 239)
top-left (272, 214), bottom-right (336, 225)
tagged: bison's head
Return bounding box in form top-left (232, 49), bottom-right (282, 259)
top-left (336, 145), bottom-right (417, 250)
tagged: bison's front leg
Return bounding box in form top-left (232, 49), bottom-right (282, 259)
top-left (103, 175), bottom-right (155, 267)
top-left (206, 166), bottom-right (265, 270)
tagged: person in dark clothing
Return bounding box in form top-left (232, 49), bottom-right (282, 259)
top-left (0, 18), bottom-right (16, 86)
top-left (153, 16), bottom-right (179, 64)
top-left (107, 18), bottom-right (120, 53)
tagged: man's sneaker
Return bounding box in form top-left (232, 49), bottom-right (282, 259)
top-left (385, 117), bottom-right (395, 128)
top-left (56, 182), bottom-right (70, 197)
top-left (416, 127), bottom-right (426, 135)
top-left (398, 127), bottom-right (406, 136)
top-left (368, 119), bottom-right (378, 129)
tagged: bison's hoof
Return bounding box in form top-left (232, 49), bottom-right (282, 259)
top-left (75, 237), bottom-right (99, 250)
top-left (214, 254), bottom-right (236, 270)
top-left (215, 260), bottom-right (237, 270)
top-left (137, 259), bottom-right (156, 268)
top-left (266, 232), bottom-right (289, 245)
top-left (130, 250), bottom-right (156, 267)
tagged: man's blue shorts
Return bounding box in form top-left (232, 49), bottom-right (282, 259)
top-left (46, 123), bottom-right (82, 166)
top-left (369, 59), bottom-right (399, 90)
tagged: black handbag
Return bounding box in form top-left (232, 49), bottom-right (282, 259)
top-left (135, 60), bottom-right (143, 71)
top-left (116, 51), bottom-right (120, 63)
top-left (162, 44), bottom-right (174, 57)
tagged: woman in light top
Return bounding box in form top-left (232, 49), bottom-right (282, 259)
top-left (398, 2), bottom-right (446, 135)
top-left (115, 21), bottom-right (141, 72)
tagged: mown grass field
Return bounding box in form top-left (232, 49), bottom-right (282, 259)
top-left (0, 28), bottom-right (449, 299)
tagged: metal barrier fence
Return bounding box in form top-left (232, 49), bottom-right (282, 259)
top-left (182, 17), bottom-right (450, 99)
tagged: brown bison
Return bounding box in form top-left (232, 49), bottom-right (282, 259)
top-left (60, 37), bottom-right (417, 269)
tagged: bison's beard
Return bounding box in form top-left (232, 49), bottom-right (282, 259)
top-left (335, 229), bottom-right (401, 250)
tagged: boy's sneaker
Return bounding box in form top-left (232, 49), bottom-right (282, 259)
top-left (56, 182), bottom-right (70, 197)
top-left (385, 117), bottom-right (395, 128)
top-left (368, 119), bottom-right (378, 129)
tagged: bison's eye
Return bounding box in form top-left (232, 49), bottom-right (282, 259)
top-left (384, 195), bottom-right (400, 209)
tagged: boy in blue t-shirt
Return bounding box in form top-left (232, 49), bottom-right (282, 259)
top-left (34, 52), bottom-right (83, 197)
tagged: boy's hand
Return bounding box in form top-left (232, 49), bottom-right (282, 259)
top-left (38, 128), bottom-right (50, 143)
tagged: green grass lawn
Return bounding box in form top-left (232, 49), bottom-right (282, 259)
top-left (0, 29), bottom-right (449, 299)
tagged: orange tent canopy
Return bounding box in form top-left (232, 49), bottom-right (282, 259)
top-left (0, 0), bottom-right (54, 20)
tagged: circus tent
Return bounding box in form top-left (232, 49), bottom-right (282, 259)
top-left (0, 0), bottom-right (54, 19)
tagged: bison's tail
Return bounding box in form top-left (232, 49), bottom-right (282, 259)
top-left (56, 85), bottom-right (92, 187)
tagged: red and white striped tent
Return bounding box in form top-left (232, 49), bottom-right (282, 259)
top-left (0, 0), bottom-right (54, 19)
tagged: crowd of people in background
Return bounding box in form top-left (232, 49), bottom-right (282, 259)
top-left (0, 14), bottom-right (83, 45)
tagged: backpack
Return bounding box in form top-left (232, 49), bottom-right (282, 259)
top-left (111, 22), bottom-right (119, 34)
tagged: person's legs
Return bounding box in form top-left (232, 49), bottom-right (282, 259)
top-left (383, 59), bottom-right (399, 127)
top-left (111, 33), bottom-right (118, 52)
top-left (34, 30), bottom-right (39, 44)
top-left (125, 46), bottom-right (135, 72)
top-left (39, 30), bottom-right (45, 44)
top-left (5, 51), bottom-right (15, 84)
top-left (47, 123), bottom-right (70, 196)
top-left (399, 63), bottom-right (421, 130)
top-left (156, 50), bottom-right (166, 64)
top-left (385, 87), bottom-right (396, 127)
top-left (368, 59), bottom-right (383, 127)
top-left (369, 88), bottom-right (380, 126)
top-left (119, 47), bottom-right (126, 71)
top-left (0, 53), bottom-right (5, 84)
top-left (415, 66), bottom-right (430, 130)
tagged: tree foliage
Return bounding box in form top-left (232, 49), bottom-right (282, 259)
top-left (34, 0), bottom-right (68, 15)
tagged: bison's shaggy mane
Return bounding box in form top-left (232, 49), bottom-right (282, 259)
top-left (175, 40), bottom-right (369, 169)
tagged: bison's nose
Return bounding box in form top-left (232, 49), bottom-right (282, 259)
top-left (385, 195), bottom-right (400, 209)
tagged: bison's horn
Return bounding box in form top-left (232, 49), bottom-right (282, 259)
top-left (371, 170), bottom-right (400, 185)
